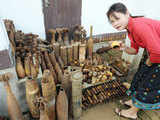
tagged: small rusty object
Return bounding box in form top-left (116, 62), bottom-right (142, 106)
top-left (35, 97), bottom-right (50, 120)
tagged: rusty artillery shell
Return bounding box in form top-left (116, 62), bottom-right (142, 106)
top-left (44, 51), bottom-right (58, 84)
top-left (16, 57), bottom-right (25, 79)
top-left (57, 57), bottom-right (65, 71)
top-left (26, 78), bottom-right (40, 118)
top-left (61, 71), bottom-right (71, 98)
top-left (63, 28), bottom-right (69, 46)
top-left (72, 43), bottom-right (79, 61)
top-left (67, 45), bottom-right (73, 65)
top-left (48, 29), bottom-right (56, 44)
top-left (71, 70), bottom-right (83, 120)
top-left (52, 42), bottom-right (60, 58)
top-left (56, 88), bottom-right (68, 120)
top-left (30, 58), bottom-right (38, 79)
top-left (62, 71), bottom-right (72, 117)
top-left (24, 56), bottom-right (31, 77)
top-left (79, 43), bottom-right (86, 63)
top-left (42, 70), bottom-right (56, 100)
top-left (87, 26), bottom-right (93, 59)
top-left (33, 53), bottom-right (40, 74)
top-left (49, 51), bottom-right (63, 83)
top-left (41, 54), bottom-right (47, 72)
top-left (41, 70), bottom-right (56, 120)
top-left (0, 74), bottom-right (24, 120)
top-left (60, 46), bottom-right (68, 66)
top-left (56, 28), bottom-right (63, 45)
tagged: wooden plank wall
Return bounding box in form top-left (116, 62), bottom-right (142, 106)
top-left (43, 0), bottom-right (82, 30)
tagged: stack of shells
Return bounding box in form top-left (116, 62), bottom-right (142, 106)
top-left (92, 32), bottom-right (126, 43)
top-left (82, 80), bottom-right (127, 110)
top-left (25, 69), bottom-right (57, 119)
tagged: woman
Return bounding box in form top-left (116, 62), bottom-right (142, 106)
top-left (107, 2), bottom-right (160, 120)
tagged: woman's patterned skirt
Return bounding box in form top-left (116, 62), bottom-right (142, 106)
top-left (127, 61), bottom-right (160, 110)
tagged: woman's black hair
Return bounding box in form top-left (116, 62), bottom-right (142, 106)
top-left (107, 2), bottom-right (144, 20)
top-left (107, 2), bottom-right (127, 19)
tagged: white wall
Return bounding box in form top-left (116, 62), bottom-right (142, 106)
top-left (82, 0), bottom-right (160, 36)
top-left (0, 0), bottom-right (45, 39)
top-left (0, 19), bottom-right (10, 51)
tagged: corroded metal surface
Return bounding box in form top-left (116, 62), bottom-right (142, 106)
top-left (43, 0), bottom-right (82, 30)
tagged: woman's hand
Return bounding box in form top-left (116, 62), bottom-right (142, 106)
top-left (124, 46), bottom-right (137, 55)
top-left (119, 43), bottom-right (137, 55)
top-left (146, 58), bottom-right (152, 66)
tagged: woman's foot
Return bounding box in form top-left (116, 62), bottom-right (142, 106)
top-left (115, 107), bottom-right (138, 119)
top-left (120, 99), bottom-right (133, 107)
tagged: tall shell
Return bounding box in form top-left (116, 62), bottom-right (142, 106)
top-left (87, 26), bottom-right (93, 59)
top-left (79, 44), bottom-right (86, 63)
top-left (60, 46), bottom-right (68, 66)
top-left (73, 43), bottom-right (79, 61)
top-left (57, 57), bottom-right (65, 71)
top-left (49, 51), bottom-right (63, 83)
top-left (53, 43), bottom-right (60, 58)
top-left (34, 53), bottom-right (40, 74)
top-left (44, 51), bottom-right (58, 84)
top-left (41, 70), bottom-right (56, 101)
top-left (71, 70), bottom-right (83, 120)
top-left (16, 57), bottom-right (25, 78)
top-left (26, 78), bottom-right (40, 118)
top-left (61, 71), bottom-right (72, 118)
top-left (61, 72), bottom-right (71, 98)
top-left (56, 89), bottom-right (68, 120)
top-left (47, 29), bottom-right (56, 44)
top-left (41, 69), bottom-right (56, 120)
top-left (67, 45), bottom-right (73, 65)
top-left (41, 54), bottom-right (47, 72)
top-left (3, 76), bottom-right (24, 120)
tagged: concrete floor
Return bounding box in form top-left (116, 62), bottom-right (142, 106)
top-left (81, 99), bottom-right (160, 120)
top-left (81, 101), bottom-right (119, 120)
